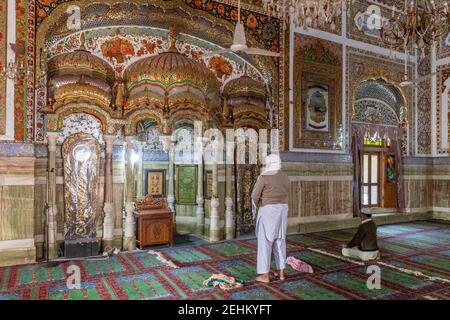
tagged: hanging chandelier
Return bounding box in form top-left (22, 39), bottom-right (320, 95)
top-left (262, 0), bottom-right (352, 30)
top-left (381, 0), bottom-right (450, 57)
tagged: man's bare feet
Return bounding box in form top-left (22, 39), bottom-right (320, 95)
top-left (271, 269), bottom-right (285, 281)
top-left (255, 274), bottom-right (270, 283)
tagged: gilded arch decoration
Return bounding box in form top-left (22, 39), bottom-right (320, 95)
top-left (35, 0), bottom-right (284, 146)
top-left (126, 109), bottom-right (163, 136)
top-left (46, 102), bottom-right (125, 135)
top-left (347, 49), bottom-right (414, 155)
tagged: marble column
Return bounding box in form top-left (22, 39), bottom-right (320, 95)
top-left (209, 147), bottom-right (220, 241)
top-left (136, 142), bottom-right (144, 198)
top-left (225, 131), bottom-right (235, 239)
top-left (225, 167), bottom-right (234, 239)
top-left (123, 136), bottom-right (136, 251)
top-left (46, 132), bottom-right (59, 259)
top-left (196, 160), bottom-right (204, 235)
top-left (102, 135), bottom-right (115, 251)
top-left (167, 143), bottom-right (175, 212)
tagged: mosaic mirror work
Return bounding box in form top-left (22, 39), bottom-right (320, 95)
top-left (15, 0), bottom-right (36, 143)
top-left (346, 48), bottom-right (413, 155)
top-left (436, 65), bottom-right (450, 155)
top-left (236, 164), bottom-right (259, 237)
top-left (416, 50), bottom-right (432, 155)
top-left (0, 1), bottom-right (6, 135)
top-left (62, 132), bottom-right (101, 240)
top-left (352, 78), bottom-right (404, 127)
top-left (57, 113), bottom-right (104, 145)
top-left (293, 34), bottom-right (343, 150)
top-left (347, 0), bottom-right (393, 49)
top-left (438, 32), bottom-right (450, 59)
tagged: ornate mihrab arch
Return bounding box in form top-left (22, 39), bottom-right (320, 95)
top-left (352, 78), bottom-right (406, 127)
top-left (46, 102), bottom-right (126, 135)
top-left (35, 0), bottom-right (284, 144)
top-left (347, 49), bottom-right (414, 155)
top-left (125, 109), bottom-right (163, 136)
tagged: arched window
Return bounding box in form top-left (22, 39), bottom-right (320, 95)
top-left (174, 121), bottom-right (195, 164)
top-left (136, 120), bottom-right (164, 152)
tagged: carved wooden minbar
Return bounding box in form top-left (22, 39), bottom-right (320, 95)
top-left (135, 195), bottom-right (174, 249)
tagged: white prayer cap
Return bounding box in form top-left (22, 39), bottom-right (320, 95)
top-left (262, 153), bottom-right (281, 174)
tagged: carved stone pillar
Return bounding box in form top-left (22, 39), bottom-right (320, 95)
top-left (225, 131), bottom-right (234, 240)
top-left (46, 132), bottom-right (59, 259)
top-left (136, 142), bottom-right (144, 198)
top-left (167, 143), bottom-right (175, 212)
top-left (102, 135), bottom-right (115, 251)
top-left (123, 136), bottom-right (136, 251)
top-left (209, 148), bottom-right (220, 241)
top-left (196, 161), bottom-right (204, 235)
top-left (225, 172), bottom-right (234, 240)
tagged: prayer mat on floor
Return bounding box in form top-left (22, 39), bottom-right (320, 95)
top-left (0, 220), bottom-right (448, 300)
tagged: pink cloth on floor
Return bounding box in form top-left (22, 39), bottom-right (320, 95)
top-left (286, 256), bottom-right (314, 273)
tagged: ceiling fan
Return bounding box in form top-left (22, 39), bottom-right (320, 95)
top-left (399, 72), bottom-right (437, 88)
top-left (204, 0), bottom-right (280, 57)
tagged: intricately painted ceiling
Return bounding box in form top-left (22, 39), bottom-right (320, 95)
top-left (36, 0), bottom-right (282, 87)
top-left (46, 27), bottom-right (266, 87)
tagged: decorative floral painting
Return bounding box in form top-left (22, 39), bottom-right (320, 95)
top-left (208, 56), bottom-right (233, 79)
top-left (46, 28), bottom-right (262, 84)
top-left (184, 0), bottom-right (279, 53)
top-left (101, 37), bottom-right (135, 64)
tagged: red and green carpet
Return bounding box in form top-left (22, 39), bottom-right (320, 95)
top-left (0, 220), bottom-right (449, 300)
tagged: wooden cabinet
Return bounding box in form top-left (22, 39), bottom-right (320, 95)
top-left (136, 196), bottom-right (174, 249)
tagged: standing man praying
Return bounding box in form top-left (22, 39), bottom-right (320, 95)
top-left (251, 154), bottom-right (290, 283)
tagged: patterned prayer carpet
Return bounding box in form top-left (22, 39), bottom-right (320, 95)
top-left (0, 220), bottom-right (449, 300)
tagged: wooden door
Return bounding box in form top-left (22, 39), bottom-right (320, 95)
top-left (382, 153), bottom-right (398, 208)
top-left (361, 152), bottom-right (380, 207)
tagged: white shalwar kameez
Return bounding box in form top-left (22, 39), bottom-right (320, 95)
top-left (256, 204), bottom-right (289, 274)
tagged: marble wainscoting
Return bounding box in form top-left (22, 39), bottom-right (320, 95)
top-left (431, 158), bottom-right (450, 220)
top-left (0, 144), bottom-right (36, 266)
top-left (281, 153), bottom-right (355, 233)
top-left (403, 157), bottom-right (450, 221)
